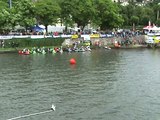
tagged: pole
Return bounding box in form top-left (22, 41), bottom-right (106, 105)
top-left (9, 0), bottom-right (12, 8)
top-left (157, 10), bottom-right (159, 20)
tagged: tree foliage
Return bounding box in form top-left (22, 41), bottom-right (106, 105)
top-left (93, 0), bottom-right (124, 30)
top-left (0, 0), bottom-right (159, 33)
top-left (71, 0), bottom-right (95, 30)
top-left (13, 0), bottom-right (36, 29)
top-left (34, 0), bottom-right (61, 32)
top-left (58, 0), bottom-right (75, 31)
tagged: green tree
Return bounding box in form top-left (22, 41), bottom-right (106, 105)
top-left (34, 0), bottom-right (61, 32)
top-left (0, 1), bottom-right (9, 31)
top-left (136, 0), bottom-right (143, 2)
top-left (13, 0), bottom-right (36, 30)
top-left (156, 19), bottom-right (160, 26)
top-left (93, 0), bottom-right (124, 30)
top-left (0, 1), bottom-right (16, 33)
top-left (143, 7), bottom-right (154, 25)
top-left (131, 16), bottom-right (139, 25)
top-left (144, 0), bottom-right (158, 25)
top-left (119, 2), bottom-right (155, 26)
top-left (141, 15), bottom-right (150, 26)
top-left (0, 9), bottom-right (10, 33)
top-left (71, 0), bottom-right (96, 30)
top-left (121, 4), bottom-right (135, 26)
top-left (0, 1), bottom-right (8, 9)
top-left (130, 16), bottom-right (139, 30)
top-left (58, 0), bottom-right (74, 32)
top-left (153, 3), bottom-right (160, 22)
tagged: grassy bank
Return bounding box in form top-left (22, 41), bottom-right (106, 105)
top-left (4, 37), bottom-right (65, 48)
top-left (0, 37), bottom-right (65, 53)
top-left (0, 48), bottom-right (17, 53)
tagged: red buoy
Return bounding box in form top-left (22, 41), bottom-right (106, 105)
top-left (70, 58), bottom-right (76, 64)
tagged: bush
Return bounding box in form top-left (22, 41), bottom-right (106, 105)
top-left (4, 37), bottom-right (65, 48)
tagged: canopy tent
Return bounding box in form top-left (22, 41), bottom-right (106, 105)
top-left (143, 26), bottom-right (153, 30)
top-left (32, 25), bottom-right (44, 32)
top-left (148, 26), bottom-right (160, 31)
top-left (143, 26), bottom-right (160, 33)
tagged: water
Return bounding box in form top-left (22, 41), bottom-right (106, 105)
top-left (1, 49), bottom-right (160, 120)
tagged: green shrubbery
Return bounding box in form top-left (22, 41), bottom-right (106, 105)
top-left (4, 37), bottom-right (65, 48)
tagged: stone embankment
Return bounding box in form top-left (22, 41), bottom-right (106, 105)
top-left (62, 35), bottom-right (147, 48)
top-left (91, 35), bottom-right (147, 48)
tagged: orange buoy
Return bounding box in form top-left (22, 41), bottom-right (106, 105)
top-left (70, 58), bottom-right (76, 64)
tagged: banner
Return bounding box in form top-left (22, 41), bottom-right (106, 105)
top-left (31, 35), bottom-right (45, 39)
top-left (61, 35), bottom-right (72, 38)
top-left (0, 36), bottom-right (12, 40)
top-left (81, 35), bottom-right (90, 40)
top-left (153, 36), bottom-right (160, 43)
top-left (12, 36), bottom-right (29, 39)
top-left (90, 34), bottom-right (100, 38)
top-left (71, 34), bottom-right (78, 39)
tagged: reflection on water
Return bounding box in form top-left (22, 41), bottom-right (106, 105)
top-left (1, 49), bottom-right (160, 120)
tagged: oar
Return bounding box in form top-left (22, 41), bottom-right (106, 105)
top-left (7, 104), bottom-right (56, 120)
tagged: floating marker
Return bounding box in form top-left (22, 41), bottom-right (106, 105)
top-left (51, 104), bottom-right (56, 111)
top-left (70, 58), bottom-right (76, 64)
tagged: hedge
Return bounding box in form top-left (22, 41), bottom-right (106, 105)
top-left (4, 37), bottom-right (65, 48)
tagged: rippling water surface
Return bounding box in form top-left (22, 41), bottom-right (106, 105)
top-left (1, 49), bottom-right (160, 120)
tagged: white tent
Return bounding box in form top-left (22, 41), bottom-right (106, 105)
top-left (143, 26), bottom-right (152, 30)
top-left (148, 26), bottom-right (160, 31)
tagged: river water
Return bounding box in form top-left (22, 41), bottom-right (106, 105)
top-left (1, 49), bottom-right (160, 120)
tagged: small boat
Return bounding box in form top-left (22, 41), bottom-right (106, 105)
top-left (114, 41), bottom-right (121, 48)
top-left (85, 46), bottom-right (92, 51)
top-left (30, 50), bottom-right (36, 54)
top-left (68, 48), bottom-right (72, 52)
top-left (42, 50), bottom-right (46, 54)
top-left (59, 46), bottom-right (63, 53)
top-left (74, 48), bottom-right (85, 52)
top-left (18, 50), bottom-right (30, 55)
top-left (78, 48), bottom-right (85, 52)
top-left (104, 46), bottom-right (111, 50)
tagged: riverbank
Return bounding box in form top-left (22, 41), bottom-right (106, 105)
top-left (0, 48), bottom-right (17, 53)
top-left (0, 44), bottom-right (148, 54)
top-left (0, 35), bottom-right (153, 53)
